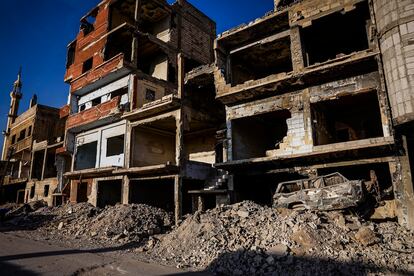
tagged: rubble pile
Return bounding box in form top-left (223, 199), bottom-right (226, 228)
top-left (150, 201), bottom-right (414, 275)
top-left (5, 202), bottom-right (173, 244)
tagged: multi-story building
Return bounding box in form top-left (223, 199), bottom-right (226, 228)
top-left (0, 71), bottom-right (66, 205)
top-left (213, 0), bottom-right (414, 229)
top-left (61, 0), bottom-right (224, 222)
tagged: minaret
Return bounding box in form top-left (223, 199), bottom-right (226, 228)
top-left (2, 68), bottom-right (23, 160)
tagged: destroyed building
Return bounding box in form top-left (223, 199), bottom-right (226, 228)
top-left (212, 0), bottom-right (414, 229)
top-left (0, 71), bottom-right (67, 206)
top-left (60, 0), bottom-right (224, 222)
top-left (1, 0), bottom-right (414, 230)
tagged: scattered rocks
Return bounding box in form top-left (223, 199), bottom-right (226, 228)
top-left (4, 202), bottom-right (173, 245)
top-left (148, 201), bottom-right (414, 275)
top-left (354, 226), bottom-right (378, 246)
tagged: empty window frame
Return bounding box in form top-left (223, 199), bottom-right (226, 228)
top-left (27, 126), bottom-right (32, 137)
top-left (17, 129), bottom-right (26, 142)
top-left (145, 89), bottom-right (156, 101)
top-left (66, 41), bottom-right (77, 68)
top-left (11, 135), bottom-right (16, 144)
top-left (81, 8), bottom-right (98, 36)
top-left (106, 135), bottom-right (124, 157)
top-left (82, 58), bottom-right (93, 73)
top-left (75, 141), bottom-right (98, 170)
top-left (43, 185), bottom-right (50, 197)
top-left (301, 3), bottom-right (370, 66)
top-left (30, 185), bottom-right (35, 199)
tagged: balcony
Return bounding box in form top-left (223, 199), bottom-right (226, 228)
top-left (66, 96), bottom-right (121, 132)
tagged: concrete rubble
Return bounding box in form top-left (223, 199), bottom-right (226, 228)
top-left (4, 202), bottom-right (172, 245)
top-left (147, 201), bottom-right (414, 275)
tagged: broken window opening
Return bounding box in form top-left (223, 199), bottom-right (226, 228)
top-left (79, 104), bottom-right (86, 112)
top-left (82, 58), bottom-right (93, 74)
top-left (232, 110), bottom-right (291, 160)
top-left (11, 135), bottom-right (16, 144)
top-left (311, 91), bottom-right (383, 146)
top-left (105, 29), bottom-right (133, 62)
top-left (17, 129), bottom-right (26, 142)
top-left (109, 0), bottom-right (136, 31)
top-left (91, 97), bottom-right (102, 107)
top-left (137, 1), bottom-right (171, 40)
top-left (43, 151), bottom-right (57, 179)
top-left (32, 150), bottom-right (44, 180)
top-left (131, 117), bottom-right (176, 167)
top-left (184, 58), bottom-right (202, 74)
top-left (27, 126), bottom-right (32, 137)
top-left (145, 89), bottom-right (156, 101)
top-left (106, 135), bottom-right (125, 157)
top-left (137, 38), bottom-right (169, 81)
top-left (75, 141), bottom-right (97, 171)
top-left (130, 179), bottom-right (175, 212)
top-left (80, 8), bottom-right (98, 36)
top-left (43, 185), bottom-right (50, 197)
top-left (97, 180), bottom-right (122, 208)
top-left (30, 185), bottom-right (35, 199)
top-left (230, 36), bottom-right (293, 86)
top-left (111, 87), bottom-right (128, 100)
top-left (66, 41), bottom-right (77, 69)
top-left (301, 3), bottom-right (370, 66)
top-left (77, 182), bottom-right (89, 203)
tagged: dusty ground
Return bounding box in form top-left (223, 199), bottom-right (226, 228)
top-left (0, 231), bottom-right (208, 276)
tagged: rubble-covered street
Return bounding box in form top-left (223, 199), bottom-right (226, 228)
top-left (1, 201), bottom-right (413, 275)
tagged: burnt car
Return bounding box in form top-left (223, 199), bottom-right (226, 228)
top-left (273, 173), bottom-right (364, 211)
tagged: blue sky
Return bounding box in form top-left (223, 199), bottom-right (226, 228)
top-left (0, 0), bottom-right (274, 150)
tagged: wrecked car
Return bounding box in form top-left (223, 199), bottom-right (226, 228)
top-left (273, 173), bottom-right (364, 211)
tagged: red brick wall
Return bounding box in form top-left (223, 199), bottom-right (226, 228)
top-left (64, 0), bottom-right (111, 89)
top-left (66, 96), bottom-right (120, 130)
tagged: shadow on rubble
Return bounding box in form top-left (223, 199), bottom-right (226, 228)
top-left (165, 249), bottom-right (412, 276)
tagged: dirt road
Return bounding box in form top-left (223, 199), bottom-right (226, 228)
top-left (0, 232), bottom-right (203, 276)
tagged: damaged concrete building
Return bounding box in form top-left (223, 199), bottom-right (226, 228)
top-left (0, 71), bottom-right (67, 206)
top-left (60, 0), bottom-right (224, 221)
top-left (213, 0), bottom-right (414, 229)
top-left (2, 0), bottom-right (414, 229)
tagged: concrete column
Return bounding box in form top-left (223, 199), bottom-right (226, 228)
top-left (289, 26), bottom-right (305, 72)
top-left (174, 175), bottom-right (182, 224)
top-left (389, 140), bottom-right (414, 230)
top-left (122, 175), bottom-right (130, 205)
top-left (177, 53), bottom-right (185, 99)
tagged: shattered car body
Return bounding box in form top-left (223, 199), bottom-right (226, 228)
top-left (273, 173), bottom-right (364, 211)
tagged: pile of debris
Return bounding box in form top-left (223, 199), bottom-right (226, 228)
top-left (4, 202), bottom-right (173, 244)
top-left (149, 201), bottom-right (414, 275)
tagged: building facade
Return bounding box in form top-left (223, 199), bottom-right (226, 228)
top-left (213, 0), bottom-right (414, 228)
